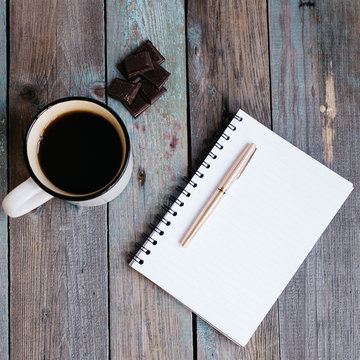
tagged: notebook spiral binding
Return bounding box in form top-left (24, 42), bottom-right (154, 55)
top-left (130, 115), bottom-right (243, 265)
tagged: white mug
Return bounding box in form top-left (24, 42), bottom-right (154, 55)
top-left (2, 97), bottom-right (133, 217)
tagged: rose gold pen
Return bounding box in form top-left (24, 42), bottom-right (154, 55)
top-left (181, 143), bottom-right (257, 247)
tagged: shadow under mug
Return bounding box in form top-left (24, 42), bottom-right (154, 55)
top-left (2, 97), bottom-right (133, 217)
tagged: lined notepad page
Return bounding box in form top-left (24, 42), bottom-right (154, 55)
top-left (130, 110), bottom-right (353, 346)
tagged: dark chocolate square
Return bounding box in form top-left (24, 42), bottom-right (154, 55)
top-left (117, 61), bottom-right (142, 83)
top-left (120, 91), bottom-right (151, 118)
top-left (125, 51), bottom-right (154, 78)
top-left (140, 79), bottom-right (167, 104)
top-left (108, 78), bottom-right (141, 105)
top-left (136, 40), bottom-right (165, 65)
top-left (142, 63), bottom-right (170, 89)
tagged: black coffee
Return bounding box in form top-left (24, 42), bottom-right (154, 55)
top-left (38, 111), bottom-right (123, 194)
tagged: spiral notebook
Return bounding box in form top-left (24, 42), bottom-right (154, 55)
top-left (130, 109), bottom-right (353, 346)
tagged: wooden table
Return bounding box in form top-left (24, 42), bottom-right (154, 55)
top-left (1, 0), bottom-right (359, 359)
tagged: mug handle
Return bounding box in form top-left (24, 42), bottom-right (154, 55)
top-left (2, 177), bottom-right (53, 217)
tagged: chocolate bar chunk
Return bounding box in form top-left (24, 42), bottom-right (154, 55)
top-left (125, 51), bottom-right (154, 78)
top-left (140, 79), bottom-right (167, 104)
top-left (142, 63), bottom-right (170, 89)
top-left (136, 40), bottom-right (165, 65)
top-left (117, 61), bottom-right (142, 83)
top-left (120, 91), bottom-right (151, 118)
top-left (108, 78), bottom-right (141, 105)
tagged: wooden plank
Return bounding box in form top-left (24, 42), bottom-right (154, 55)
top-left (8, 1), bottom-right (108, 359)
top-left (269, 2), bottom-right (321, 357)
top-left (269, 0), bottom-right (360, 358)
top-left (187, 0), bottom-right (280, 357)
top-left (0, 0), bottom-right (7, 355)
top-left (106, 1), bottom-right (193, 359)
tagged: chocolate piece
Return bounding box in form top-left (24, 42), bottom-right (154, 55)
top-left (113, 40), bottom-right (170, 117)
top-left (140, 79), bottom-right (167, 104)
top-left (142, 63), bottom-right (170, 89)
top-left (125, 51), bottom-right (153, 78)
top-left (136, 40), bottom-right (165, 65)
top-left (120, 91), bottom-right (150, 118)
top-left (108, 78), bottom-right (141, 105)
top-left (117, 61), bottom-right (142, 83)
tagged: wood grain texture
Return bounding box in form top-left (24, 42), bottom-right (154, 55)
top-left (9, 1), bottom-right (108, 359)
top-left (106, 0), bottom-right (193, 359)
top-left (187, 0), bottom-right (280, 358)
top-left (187, 0), bottom-right (272, 162)
top-left (270, 0), bottom-right (360, 358)
top-left (0, 0), bottom-right (7, 356)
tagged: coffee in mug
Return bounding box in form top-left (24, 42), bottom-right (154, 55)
top-left (38, 110), bottom-right (124, 194)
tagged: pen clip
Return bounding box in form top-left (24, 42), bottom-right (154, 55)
top-left (236, 145), bottom-right (257, 179)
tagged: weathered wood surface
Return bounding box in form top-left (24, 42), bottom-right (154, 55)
top-left (106, 0), bottom-right (193, 359)
top-left (8, 0), bottom-right (108, 359)
top-left (187, 0), bottom-right (280, 358)
top-left (270, 0), bottom-right (360, 359)
top-left (0, 0), bottom-right (7, 357)
top-left (2, 0), bottom-right (359, 359)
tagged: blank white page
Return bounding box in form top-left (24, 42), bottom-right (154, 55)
top-left (130, 109), bottom-right (353, 346)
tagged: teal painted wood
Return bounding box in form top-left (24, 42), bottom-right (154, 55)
top-left (187, 0), bottom-right (280, 358)
top-left (0, 0), bottom-right (7, 356)
top-left (269, 0), bottom-right (360, 358)
top-left (8, 0), bottom-right (108, 358)
top-left (106, 0), bottom-right (193, 359)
